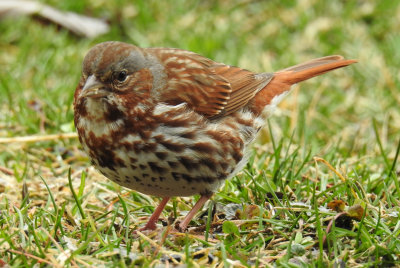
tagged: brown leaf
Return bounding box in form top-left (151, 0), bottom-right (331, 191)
top-left (327, 200), bottom-right (346, 212)
top-left (0, 259), bottom-right (7, 267)
top-left (241, 204), bottom-right (260, 219)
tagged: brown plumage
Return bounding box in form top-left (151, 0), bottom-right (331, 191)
top-left (74, 41), bottom-right (356, 231)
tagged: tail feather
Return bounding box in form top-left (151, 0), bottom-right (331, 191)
top-left (276, 56), bottom-right (357, 84)
top-left (280, 55), bottom-right (345, 72)
top-left (251, 56), bottom-right (357, 115)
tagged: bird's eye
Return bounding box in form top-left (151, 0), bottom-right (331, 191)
top-left (116, 70), bottom-right (128, 82)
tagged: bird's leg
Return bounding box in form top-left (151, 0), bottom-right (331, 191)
top-left (178, 194), bottom-right (212, 231)
top-left (139, 197), bottom-right (170, 231)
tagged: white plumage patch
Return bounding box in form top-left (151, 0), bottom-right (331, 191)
top-left (261, 90), bottom-right (291, 116)
top-left (153, 102), bottom-right (187, 116)
top-left (78, 99), bottom-right (125, 138)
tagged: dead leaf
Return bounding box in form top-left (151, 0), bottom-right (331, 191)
top-left (327, 200), bottom-right (346, 212)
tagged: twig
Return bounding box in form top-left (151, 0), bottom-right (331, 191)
top-left (0, 166), bottom-right (14, 175)
top-left (0, 133), bottom-right (78, 144)
top-left (0, 0), bottom-right (109, 38)
top-left (7, 249), bottom-right (54, 266)
top-left (321, 212), bottom-right (347, 247)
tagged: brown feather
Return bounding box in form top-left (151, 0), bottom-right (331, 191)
top-left (152, 48), bottom-right (356, 118)
top-left (250, 57), bottom-right (357, 115)
top-left (210, 65), bottom-right (273, 118)
top-left (151, 48), bottom-right (232, 117)
top-left (151, 48), bottom-right (273, 118)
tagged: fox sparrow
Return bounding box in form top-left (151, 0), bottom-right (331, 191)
top-left (74, 41), bottom-right (356, 231)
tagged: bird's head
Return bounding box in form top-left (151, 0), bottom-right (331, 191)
top-left (78, 41), bottom-right (150, 99)
top-left (74, 41), bottom-right (163, 123)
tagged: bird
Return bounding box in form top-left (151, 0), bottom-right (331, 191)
top-left (73, 41), bottom-right (356, 231)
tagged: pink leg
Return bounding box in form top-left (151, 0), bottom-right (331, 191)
top-left (139, 197), bottom-right (170, 231)
top-left (179, 194), bottom-right (212, 231)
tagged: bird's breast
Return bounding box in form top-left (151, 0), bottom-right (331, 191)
top-left (75, 102), bottom-right (262, 197)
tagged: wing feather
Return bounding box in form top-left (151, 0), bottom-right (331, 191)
top-left (151, 48), bottom-right (272, 118)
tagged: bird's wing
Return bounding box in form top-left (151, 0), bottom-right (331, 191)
top-left (151, 48), bottom-right (273, 118)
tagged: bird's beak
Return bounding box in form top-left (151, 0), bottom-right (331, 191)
top-left (80, 75), bottom-right (109, 98)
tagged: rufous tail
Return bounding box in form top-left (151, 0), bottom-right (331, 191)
top-left (251, 55), bottom-right (357, 115)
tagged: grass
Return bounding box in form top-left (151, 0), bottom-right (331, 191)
top-left (1, 0), bottom-right (399, 266)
